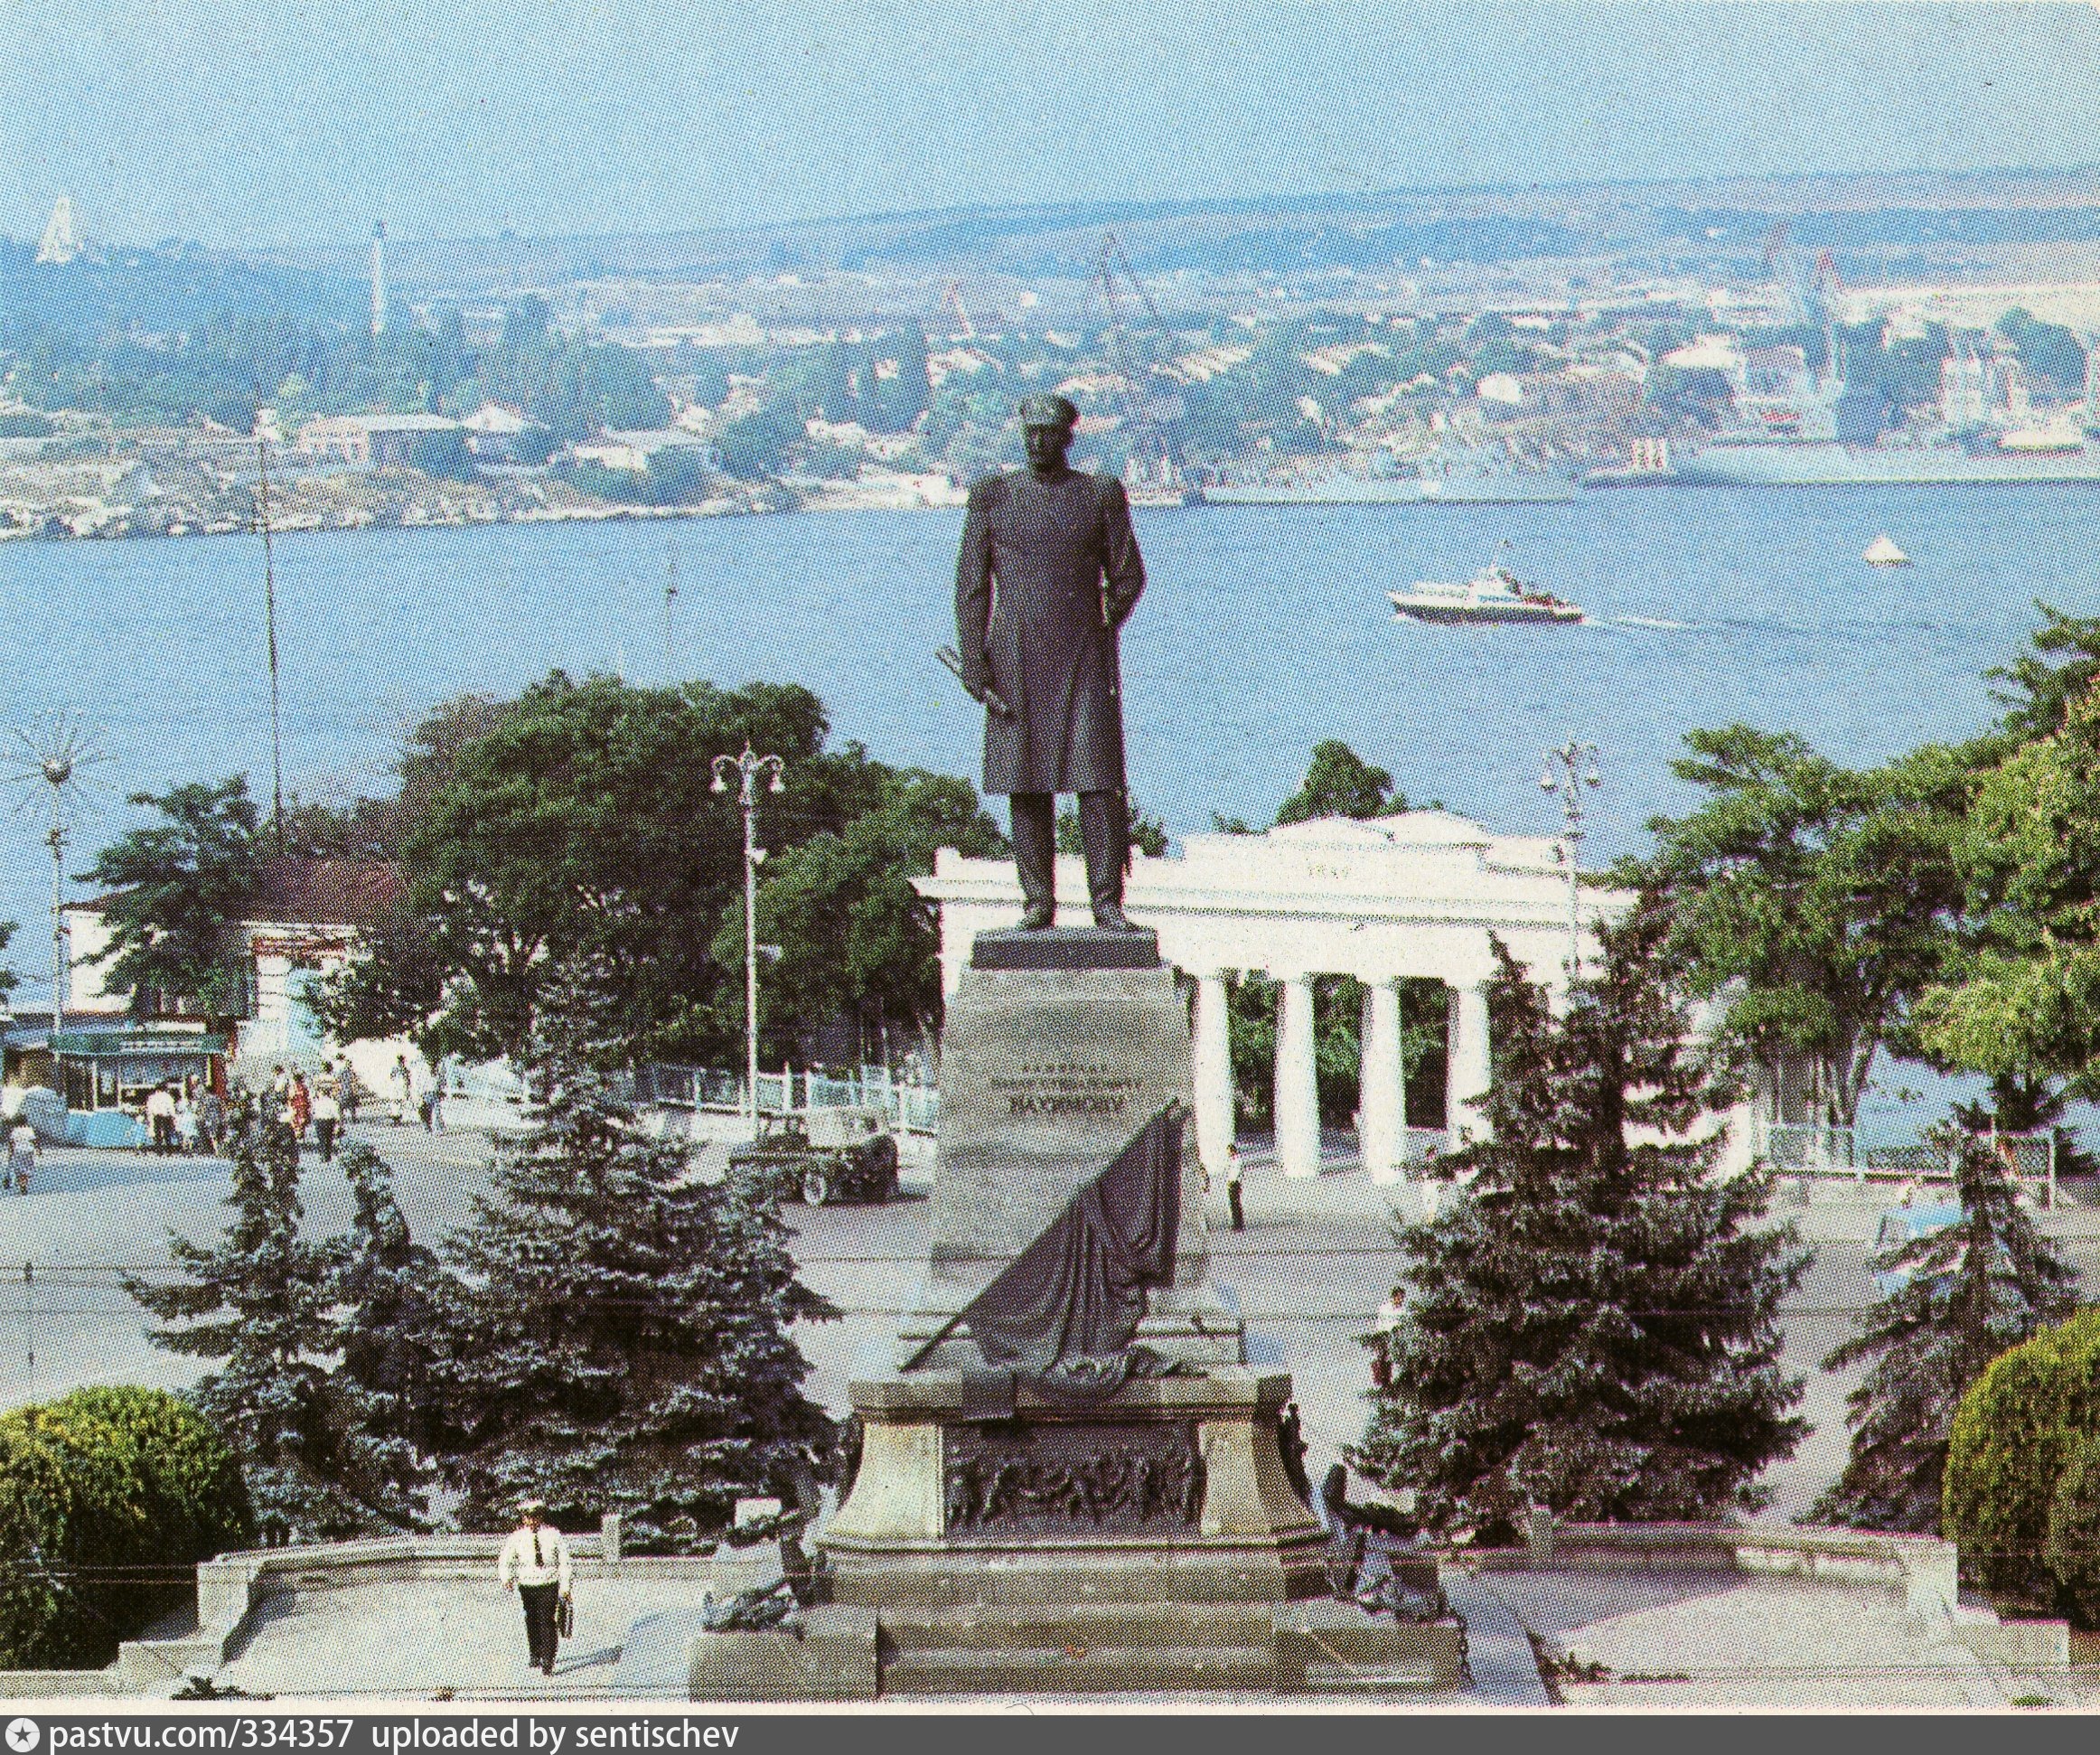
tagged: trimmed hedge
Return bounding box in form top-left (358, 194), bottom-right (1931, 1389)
top-left (0, 1388), bottom-right (251, 1668)
top-left (1943, 1308), bottom-right (2100, 1603)
top-left (2045, 1435), bottom-right (2100, 1626)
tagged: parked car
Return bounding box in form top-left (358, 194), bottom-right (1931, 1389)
top-left (1870, 1201), bottom-right (1964, 1297)
top-left (727, 1106), bottom-right (900, 1206)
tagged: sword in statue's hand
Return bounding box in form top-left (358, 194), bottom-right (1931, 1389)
top-left (937, 646), bottom-right (1013, 718)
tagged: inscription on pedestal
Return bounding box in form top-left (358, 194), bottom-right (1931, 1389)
top-left (991, 1060), bottom-right (1144, 1121)
top-left (942, 1422), bottom-right (1204, 1538)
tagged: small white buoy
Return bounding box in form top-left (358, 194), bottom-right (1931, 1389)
top-left (1864, 534), bottom-right (1911, 567)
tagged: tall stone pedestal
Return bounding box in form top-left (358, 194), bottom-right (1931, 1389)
top-left (895, 926), bottom-right (1242, 1370)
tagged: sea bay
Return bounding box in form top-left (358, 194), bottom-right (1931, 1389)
top-left (0, 483), bottom-right (2089, 1056)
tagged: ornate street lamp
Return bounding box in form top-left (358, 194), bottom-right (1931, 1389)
top-left (712, 743), bottom-right (785, 1136)
top-left (1540, 737), bottom-right (1603, 979)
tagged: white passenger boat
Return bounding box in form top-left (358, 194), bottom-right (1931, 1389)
top-left (1389, 562), bottom-right (1586, 625)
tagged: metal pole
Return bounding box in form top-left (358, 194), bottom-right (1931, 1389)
top-left (1539, 739), bottom-right (1601, 981)
top-left (258, 437), bottom-right (285, 851)
top-left (46, 815), bottom-right (64, 1031)
top-left (714, 743), bottom-right (783, 1140)
top-left (743, 786), bottom-right (758, 1134)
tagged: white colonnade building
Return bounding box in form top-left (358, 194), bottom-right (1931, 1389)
top-left (917, 811), bottom-right (1629, 1182)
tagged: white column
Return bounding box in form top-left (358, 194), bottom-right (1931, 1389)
top-left (1360, 979), bottom-right (1405, 1185)
top-left (1446, 981), bottom-right (1493, 1144)
top-left (1275, 975), bottom-right (1321, 1179)
top-left (1193, 972), bottom-right (1236, 1178)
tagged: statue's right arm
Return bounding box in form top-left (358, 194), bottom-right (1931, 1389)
top-left (955, 478), bottom-right (998, 697)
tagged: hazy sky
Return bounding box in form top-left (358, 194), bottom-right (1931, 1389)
top-left (7, 1), bottom-right (2100, 249)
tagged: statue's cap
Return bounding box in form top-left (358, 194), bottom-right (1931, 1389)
top-left (1017, 393), bottom-right (1079, 429)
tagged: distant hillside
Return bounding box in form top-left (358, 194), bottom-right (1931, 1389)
top-left (254, 165), bottom-right (2100, 296)
top-left (0, 239), bottom-right (361, 349)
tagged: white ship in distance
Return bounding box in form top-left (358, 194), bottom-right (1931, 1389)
top-left (1389, 561), bottom-right (1587, 625)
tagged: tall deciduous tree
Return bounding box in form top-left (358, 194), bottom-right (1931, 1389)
top-left (79, 776), bottom-right (264, 1019)
top-left (434, 962), bottom-right (837, 1546)
top-left (330, 672), bottom-right (896, 1064)
top-left (1917, 611), bottom-right (2100, 1108)
top-left (1813, 1131), bottom-right (2076, 1532)
top-left (1628, 726), bottom-right (1967, 1129)
top-left (1352, 901), bottom-right (1810, 1540)
top-left (728, 770), bottom-right (1005, 1066)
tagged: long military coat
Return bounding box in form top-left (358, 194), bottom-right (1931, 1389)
top-left (954, 465), bottom-right (1146, 795)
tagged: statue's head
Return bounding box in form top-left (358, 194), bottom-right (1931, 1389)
top-left (1018, 394), bottom-right (1078, 475)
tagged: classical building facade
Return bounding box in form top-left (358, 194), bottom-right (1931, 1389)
top-left (917, 811), bottom-right (1631, 1183)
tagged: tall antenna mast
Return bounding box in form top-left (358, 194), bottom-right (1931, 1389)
top-left (258, 437), bottom-right (285, 850)
top-left (664, 543), bottom-right (680, 681)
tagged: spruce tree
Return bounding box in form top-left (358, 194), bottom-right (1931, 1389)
top-left (334, 1141), bottom-right (454, 1530)
top-left (1812, 1130), bottom-right (2076, 1532)
top-left (126, 1117), bottom-right (370, 1541)
top-left (1352, 898), bottom-right (1811, 1541)
top-left (435, 960), bottom-right (839, 1546)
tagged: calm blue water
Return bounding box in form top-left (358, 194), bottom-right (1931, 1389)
top-left (0, 486), bottom-right (2092, 1091)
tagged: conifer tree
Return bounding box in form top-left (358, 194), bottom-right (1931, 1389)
top-left (334, 1141), bottom-right (454, 1531)
top-left (1812, 1130), bottom-right (2076, 1532)
top-left (434, 960), bottom-right (839, 1546)
top-left (1352, 898), bottom-right (1811, 1541)
top-left (126, 1117), bottom-right (370, 1541)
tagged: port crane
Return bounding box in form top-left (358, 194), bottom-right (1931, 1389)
top-left (1089, 232), bottom-right (1194, 499)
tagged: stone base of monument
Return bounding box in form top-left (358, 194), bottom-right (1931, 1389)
top-left (686, 1367), bottom-right (1458, 1700)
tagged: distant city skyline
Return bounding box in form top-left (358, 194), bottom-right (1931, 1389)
top-left (8, 1), bottom-right (2100, 252)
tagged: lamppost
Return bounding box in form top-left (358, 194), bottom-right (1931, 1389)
top-left (1540, 737), bottom-right (1602, 979)
top-left (8, 713), bottom-right (108, 1035)
top-left (712, 742), bottom-right (784, 1137)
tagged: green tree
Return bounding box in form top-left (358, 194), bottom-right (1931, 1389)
top-left (1812, 1131), bottom-right (2076, 1532)
top-left (1274, 740), bottom-right (1407, 825)
top-left (1917, 611), bottom-right (2100, 1105)
top-left (351, 672), bottom-right (890, 1064)
top-left (124, 1119), bottom-right (387, 1541)
top-left (1352, 901), bottom-right (1810, 1540)
top-left (1627, 727), bottom-right (1967, 1129)
top-left (79, 776), bottom-right (265, 1020)
top-left (727, 770), bottom-right (1005, 1065)
top-left (433, 961), bottom-right (837, 1545)
top-left (333, 1143), bottom-right (453, 1529)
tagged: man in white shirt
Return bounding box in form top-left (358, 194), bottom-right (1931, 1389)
top-left (145, 1084), bottom-right (177, 1156)
top-left (496, 1499), bottom-right (573, 1676)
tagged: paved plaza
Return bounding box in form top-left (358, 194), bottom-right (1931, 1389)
top-left (5, 1117), bottom-right (2100, 1527)
top-left (12, 1118), bottom-right (2100, 1703)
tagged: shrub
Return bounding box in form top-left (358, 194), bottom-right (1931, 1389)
top-left (0, 1388), bottom-right (251, 1668)
top-left (2045, 1435), bottom-right (2100, 1626)
top-left (1943, 1307), bottom-right (2100, 1601)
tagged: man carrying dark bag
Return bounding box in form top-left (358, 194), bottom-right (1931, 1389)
top-left (497, 1498), bottom-right (573, 1677)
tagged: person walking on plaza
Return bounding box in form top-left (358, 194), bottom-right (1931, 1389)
top-left (424, 1060), bottom-right (445, 1134)
top-left (312, 1083), bottom-right (342, 1164)
top-left (1223, 1141), bottom-right (1244, 1232)
top-left (288, 1070), bottom-right (314, 1140)
top-left (8, 1120), bottom-right (35, 1195)
top-left (389, 1054), bottom-right (414, 1126)
top-left (145, 1083), bottom-right (177, 1156)
top-left (174, 1087), bottom-right (200, 1156)
top-left (497, 1499), bottom-right (573, 1677)
top-left (339, 1063), bottom-right (361, 1124)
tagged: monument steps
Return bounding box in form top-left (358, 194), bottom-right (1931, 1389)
top-left (877, 1600), bottom-right (1277, 1653)
top-left (879, 1640), bottom-right (1280, 1695)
